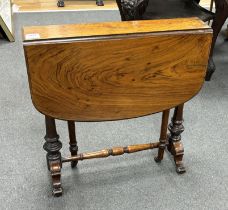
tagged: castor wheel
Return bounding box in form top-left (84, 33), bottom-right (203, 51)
top-left (154, 156), bottom-right (162, 163)
top-left (57, 0), bottom-right (65, 7)
top-left (53, 188), bottom-right (63, 197)
top-left (176, 165), bottom-right (186, 174)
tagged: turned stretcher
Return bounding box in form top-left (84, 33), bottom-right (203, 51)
top-left (23, 18), bottom-right (212, 196)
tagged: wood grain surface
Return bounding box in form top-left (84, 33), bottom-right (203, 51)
top-left (62, 142), bottom-right (160, 162)
top-left (24, 19), bottom-right (212, 121)
top-left (23, 17), bottom-right (210, 41)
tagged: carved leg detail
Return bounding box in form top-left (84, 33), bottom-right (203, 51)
top-left (50, 162), bottom-right (62, 196)
top-left (167, 104), bottom-right (186, 174)
top-left (43, 116), bottom-right (63, 196)
top-left (67, 121), bottom-right (78, 168)
top-left (155, 109), bottom-right (170, 162)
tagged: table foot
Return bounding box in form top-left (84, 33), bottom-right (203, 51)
top-left (167, 105), bottom-right (186, 174)
top-left (50, 162), bottom-right (63, 197)
top-left (43, 116), bottom-right (63, 196)
top-left (57, 0), bottom-right (64, 7)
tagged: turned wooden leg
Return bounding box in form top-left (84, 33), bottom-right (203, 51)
top-left (155, 109), bottom-right (170, 162)
top-left (43, 116), bottom-right (63, 196)
top-left (67, 121), bottom-right (78, 168)
top-left (206, 0), bottom-right (228, 81)
top-left (167, 104), bottom-right (186, 174)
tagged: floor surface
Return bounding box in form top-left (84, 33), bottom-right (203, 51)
top-left (0, 11), bottom-right (227, 210)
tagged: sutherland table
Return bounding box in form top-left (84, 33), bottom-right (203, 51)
top-left (23, 18), bottom-right (212, 197)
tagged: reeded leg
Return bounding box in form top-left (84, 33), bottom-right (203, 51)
top-left (43, 116), bottom-right (63, 196)
top-left (167, 104), bottom-right (186, 174)
top-left (67, 121), bottom-right (78, 168)
top-left (155, 109), bottom-right (170, 162)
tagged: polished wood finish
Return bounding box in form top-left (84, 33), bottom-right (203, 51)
top-left (154, 109), bottom-right (170, 162)
top-left (67, 121), bottom-right (78, 168)
top-left (23, 19), bottom-right (212, 121)
top-left (167, 104), bottom-right (185, 174)
top-left (43, 116), bottom-right (62, 196)
top-left (23, 19), bottom-right (212, 196)
top-left (23, 18), bottom-right (209, 41)
top-left (62, 142), bottom-right (159, 162)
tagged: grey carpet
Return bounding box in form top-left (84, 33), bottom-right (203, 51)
top-left (0, 10), bottom-right (228, 210)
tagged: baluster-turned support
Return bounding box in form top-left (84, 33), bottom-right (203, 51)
top-left (154, 109), bottom-right (170, 162)
top-left (43, 116), bottom-right (63, 196)
top-left (167, 104), bottom-right (186, 174)
top-left (67, 121), bottom-right (78, 168)
top-left (62, 142), bottom-right (159, 163)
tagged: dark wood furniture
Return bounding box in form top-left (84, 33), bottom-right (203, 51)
top-left (23, 18), bottom-right (212, 196)
top-left (57, 0), bottom-right (104, 7)
top-left (115, 0), bottom-right (228, 81)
